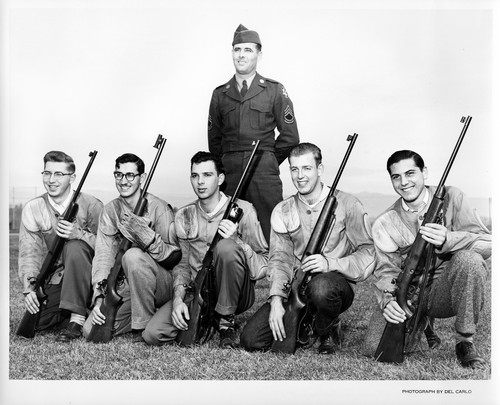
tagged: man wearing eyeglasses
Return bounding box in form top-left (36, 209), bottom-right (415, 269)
top-left (83, 153), bottom-right (180, 342)
top-left (18, 151), bottom-right (103, 342)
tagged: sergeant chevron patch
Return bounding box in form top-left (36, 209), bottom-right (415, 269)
top-left (284, 105), bottom-right (294, 124)
top-left (208, 114), bottom-right (213, 130)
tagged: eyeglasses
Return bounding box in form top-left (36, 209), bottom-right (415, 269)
top-left (41, 171), bottom-right (73, 179)
top-left (113, 171), bottom-right (141, 181)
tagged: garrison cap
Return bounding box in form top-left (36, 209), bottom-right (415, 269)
top-left (232, 24), bottom-right (261, 46)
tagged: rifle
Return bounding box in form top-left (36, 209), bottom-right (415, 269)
top-left (375, 116), bottom-right (472, 363)
top-left (176, 140), bottom-right (261, 346)
top-left (271, 134), bottom-right (358, 354)
top-left (16, 150), bottom-right (98, 338)
top-left (87, 135), bottom-right (166, 343)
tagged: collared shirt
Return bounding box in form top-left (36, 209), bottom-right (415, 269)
top-left (172, 194), bottom-right (269, 286)
top-left (200, 192), bottom-right (228, 218)
top-left (297, 183), bottom-right (330, 209)
top-left (47, 190), bottom-right (74, 215)
top-left (235, 73), bottom-right (256, 93)
top-left (267, 189), bottom-right (375, 299)
top-left (91, 192), bottom-right (178, 302)
top-left (371, 185), bottom-right (492, 309)
top-left (18, 192), bottom-right (103, 293)
top-left (401, 187), bottom-right (430, 222)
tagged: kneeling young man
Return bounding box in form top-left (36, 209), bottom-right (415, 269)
top-left (363, 150), bottom-right (491, 368)
top-left (19, 151), bottom-right (103, 341)
top-left (240, 142), bottom-right (375, 354)
top-left (143, 152), bottom-right (268, 348)
top-left (84, 153), bottom-right (180, 342)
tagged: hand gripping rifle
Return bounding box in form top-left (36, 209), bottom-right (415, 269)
top-left (176, 140), bottom-right (261, 346)
top-left (16, 150), bottom-right (98, 338)
top-left (375, 116), bottom-right (472, 363)
top-left (87, 135), bottom-right (166, 343)
top-left (271, 134), bottom-right (358, 354)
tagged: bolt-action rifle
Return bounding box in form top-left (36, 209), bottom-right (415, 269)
top-left (16, 150), bottom-right (98, 338)
top-left (375, 116), bottom-right (472, 363)
top-left (176, 140), bottom-right (261, 346)
top-left (271, 134), bottom-right (358, 354)
top-left (87, 135), bottom-right (167, 343)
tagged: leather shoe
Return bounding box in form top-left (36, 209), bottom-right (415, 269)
top-left (56, 322), bottom-right (83, 343)
top-left (219, 328), bottom-right (237, 349)
top-left (318, 320), bottom-right (342, 354)
top-left (455, 341), bottom-right (485, 369)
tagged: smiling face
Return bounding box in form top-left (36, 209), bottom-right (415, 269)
top-left (389, 158), bottom-right (428, 205)
top-left (114, 162), bottom-right (144, 200)
top-left (232, 42), bottom-right (261, 77)
top-left (289, 152), bottom-right (323, 197)
top-left (190, 160), bottom-right (224, 202)
top-left (42, 161), bottom-right (75, 202)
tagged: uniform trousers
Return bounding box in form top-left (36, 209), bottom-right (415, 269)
top-left (222, 150), bottom-right (282, 244)
top-left (240, 271), bottom-right (354, 351)
top-left (143, 238), bottom-right (255, 346)
top-left (36, 239), bottom-right (94, 331)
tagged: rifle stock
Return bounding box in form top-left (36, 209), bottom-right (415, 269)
top-left (176, 141), bottom-right (260, 346)
top-left (271, 134), bottom-right (358, 354)
top-left (87, 135), bottom-right (166, 343)
top-left (16, 151), bottom-right (98, 339)
top-left (375, 116), bottom-right (471, 363)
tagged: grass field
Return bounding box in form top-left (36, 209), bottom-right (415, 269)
top-left (8, 234), bottom-right (491, 382)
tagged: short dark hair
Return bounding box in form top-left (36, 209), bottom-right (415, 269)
top-left (288, 142), bottom-right (322, 166)
top-left (115, 153), bottom-right (145, 174)
top-left (386, 150), bottom-right (425, 174)
top-left (190, 151), bottom-right (225, 175)
top-left (43, 151), bottom-right (75, 173)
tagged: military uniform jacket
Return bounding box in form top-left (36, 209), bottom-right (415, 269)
top-left (18, 192), bottom-right (103, 294)
top-left (371, 185), bottom-right (492, 310)
top-left (208, 72), bottom-right (299, 164)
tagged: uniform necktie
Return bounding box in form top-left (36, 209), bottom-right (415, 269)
top-left (241, 80), bottom-right (248, 98)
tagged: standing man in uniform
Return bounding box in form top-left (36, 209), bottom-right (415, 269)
top-left (208, 24), bottom-right (300, 243)
top-left (83, 153), bottom-right (180, 342)
top-left (19, 151), bottom-right (103, 342)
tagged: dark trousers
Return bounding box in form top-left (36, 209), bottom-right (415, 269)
top-left (222, 150), bottom-right (282, 244)
top-left (37, 239), bottom-right (94, 331)
top-left (240, 271), bottom-right (354, 350)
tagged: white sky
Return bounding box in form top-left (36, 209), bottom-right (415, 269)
top-left (3, 0), bottom-right (495, 209)
top-left (1, 0), bottom-right (499, 404)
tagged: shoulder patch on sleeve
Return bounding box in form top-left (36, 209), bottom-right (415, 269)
top-left (284, 105), bottom-right (295, 124)
top-left (175, 204), bottom-right (199, 239)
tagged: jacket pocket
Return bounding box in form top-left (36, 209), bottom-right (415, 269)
top-left (220, 104), bottom-right (237, 129)
top-left (250, 100), bottom-right (271, 130)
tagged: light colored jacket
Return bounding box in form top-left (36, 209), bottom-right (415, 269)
top-left (371, 185), bottom-right (492, 310)
top-left (267, 188), bottom-right (375, 299)
top-left (91, 192), bottom-right (178, 301)
top-left (171, 196), bottom-right (269, 289)
top-left (18, 192), bottom-right (103, 293)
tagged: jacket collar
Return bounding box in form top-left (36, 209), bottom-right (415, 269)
top-left (222, 72), bottom-right (266, 101)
